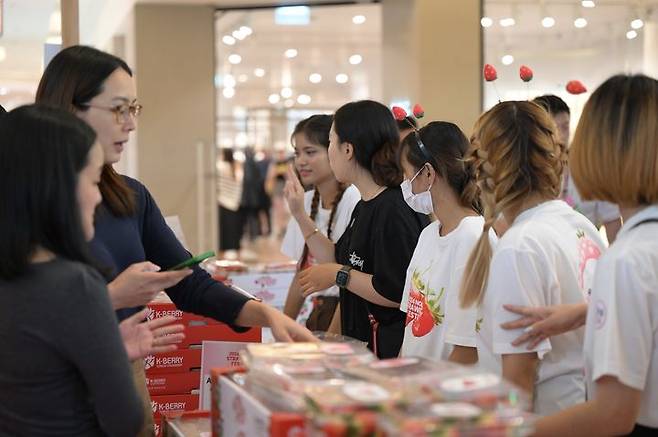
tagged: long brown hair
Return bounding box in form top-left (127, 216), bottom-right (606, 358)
top-left (36, 45), bottom-right (136, 216)
top-left (460, 101), bottom-right (566, 307)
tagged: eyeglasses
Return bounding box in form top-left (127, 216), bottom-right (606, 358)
top-left (82, 102), bottom-right (143, 124)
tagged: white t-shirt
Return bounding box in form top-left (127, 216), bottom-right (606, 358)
top-left (584, 204), bottom-right (658, 428)
top-left (280, 185), bottom-right (360, 323)
top-left (400, 217), bottom-right (497, 363)
top-left (563, 171), bottom-right (619, 227)
top-left (477, 200), bottom-right (606, 416)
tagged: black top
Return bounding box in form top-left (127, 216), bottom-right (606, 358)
top-left (90, 176), bottom-right (251, 324)
top-left (336, 186), bottom-right (429, 358)
top-left (0, 259), bottom-right (143, 436)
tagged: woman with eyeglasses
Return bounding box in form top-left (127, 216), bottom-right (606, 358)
top-left (36, 45), bottom-right (315, 435)
top-left (396, 122), bottom-right (497, 366)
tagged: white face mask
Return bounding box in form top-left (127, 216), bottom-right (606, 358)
top-left (400, 166), bottom-right (434, 214)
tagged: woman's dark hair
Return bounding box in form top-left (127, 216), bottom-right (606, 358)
top-left (0, 105), bottom-right (97, 279)
top-left (292, 114), bottom-right (348, 267)
top-left (396, 116), bottom-right (417, 132)
top-left (35, 45), bottom-right (135, 217)
top-left (533, 94), bottom-right (570, 116)
top-left (401, 121), bottom-right (482, 214)
top-left (333, 100), bottom-right (402, 187)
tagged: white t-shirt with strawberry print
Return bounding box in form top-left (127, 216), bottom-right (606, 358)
top-left (476, 200), bottom-right (606, 416)
top-left (399, 217), bottom-right (497, 362)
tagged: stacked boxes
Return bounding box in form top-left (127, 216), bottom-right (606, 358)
top-left (145, 299), bottom-right (261, 436)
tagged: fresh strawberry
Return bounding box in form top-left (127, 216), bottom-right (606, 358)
top-left (519, 65), bottom-right (533, 82)
top-left (412, 103), bottom-right (425, 119)
top-left (412, 299), bottom-right (435, 337)
top-left (391, 106), bottom-right (407, 120)
top-left (483, 64), bottom-right (498, 82)
top-left (566, 80), bottom-right (587, 95)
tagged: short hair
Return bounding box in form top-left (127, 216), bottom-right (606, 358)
top-left (533, 94), bottom-right (570, 116)
top-left (571, 74), bottom-right (658, 205)
top-left (334, 100), bottom-right (401, 186)
top-left (0, 105), bottom-right (97, 279)
top-left (36, 45), bottom-right (135, 217)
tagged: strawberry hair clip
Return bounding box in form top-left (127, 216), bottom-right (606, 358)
top-left (391, 103), bottom-right (433, 163)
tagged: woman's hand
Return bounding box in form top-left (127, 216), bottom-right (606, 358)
top-left (265, 306), bottom-right (318, 342)
top-left (108, 261), bottom-right (192, 310)
top-left (501, 303), bottom-right (588, 349)
top-left (283, 165), bottom-right (306, 219)
top-left (119, 308), bottom-right (185, 361)
top-left (298, 263), bottom-right (341, 297)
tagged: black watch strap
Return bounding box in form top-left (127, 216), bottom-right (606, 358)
top-left (336, 265), bottom-right (353, 287)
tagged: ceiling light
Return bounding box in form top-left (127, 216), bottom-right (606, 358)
top-left (0, 47), bottom-right (6, 63)
top-left (238, 74), bottom-right (248, 83)
top-left (297, 94), bottom-right (311, 105)
top-left (336, 73), bottom-right (349, 84)
top-left (228, 54), bottom-right (242, 64)
top-left (223, 75), bottom-right (237, 88)
top-left (626, 30), bottom-right (638, 39)
top-left (349, 54), bottom-right (363, 65)
top-left (284, 99), bottom-right (295, 108)
top-left (284, 48), bottom-right (298, 58)
top-left (501, 54), bottom-right (514, 65)
top-left (268, 94), bottom-right (281, 104)
top-left (581, 1), bottom-right (595, 8)
top-left (239, 26), bottom-right (253, 36)
top-left (481, 17), bottom-right (493, 28)
top-left (309, 73), bottom-right (322, 83)
top-left (254, 68), bottom-right (266, 77)
top-left (631, 19), bottom-right (644, 30)
top-left (499, 18), bottom-right (516, 27)
top-left (46, 36), bottom-right (62, 45)
top-left (280, 87), bottom-right (293, 98)
top-left (0, 87), bottom-right (8, 96)
top-left (574, 18), bottom-right (588, 28)
top-left (222, 35), bottom-right (236, 45)
top-left (223, 87), bottom-right (235, 99)
top-left (542, 16), bottom-right (556, 28)
top-left (352, 15), bottom-right (366, 25)
top-left (232, 30), bottom-right (246, 40)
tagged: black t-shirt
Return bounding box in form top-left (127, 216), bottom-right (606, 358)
top-left (335, 186), bottom-right (429, 358)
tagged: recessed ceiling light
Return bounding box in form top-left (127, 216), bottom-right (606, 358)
top-left (239, 26), bottom-right (253, 36)
top-left (297, 94), bottom-right (311, 105)
top-left (574, 18), bottom-right (588, 28)
top-left (223, 74), bottom-right (236, 88)
top-left (222, 35), bottom-right (236, 45)
top-left (228, 54), bottom-right (242, 64)
top-left (501, 54), bottom-right (514, 65)
top-left (352, 15), bottom-right (366, 25)
top-left (232, 30), bottom-right (246, 40)
top-left (336, 73), bottom-right (349, 84)
top-left (309, 73), bottom-right (322, 83)
top-left (238, 74), bottom-right (248, 83)
top-left (223, 87), bottom-right (235, 99)
top-left (631, 19), bottom-right (644, 30)
top-left (499, 18), bottom-right (516, 27)
top-left (542, 17), bottom-right (556, 28)
top-left (284, 48), bottom-right (298, 58)
top-left (581, 1), bottom-right (595, 8)
top-left (0, 87), bottom-right (8, 96)
top-left (284, 99), bottom-right (295, 108)
top-left (480, 17), bottom-right (493, 28)
top-left (349, 54), bottom-right (363, 65)
top-left (626, 30), bottom-right (638, 39)
top-left (280, 87), bottom-right (293, 98)
top-left (268, 94), bottom-right (281, 104)
top-left (254, 68), bottom-right (266, 77)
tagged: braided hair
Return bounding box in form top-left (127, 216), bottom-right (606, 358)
top-left (460, 101), bottom-right (567, 307)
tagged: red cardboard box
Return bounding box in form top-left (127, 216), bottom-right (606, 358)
top-left (146, 371), bottom-right (201, 396)
top-left (210, 367), bottom-right (306, 437)
top-left (151, 394), bottom-right (200, 419)
top-left (146, 302), bottom-right (219, 326)
top-left (179, 324), bottom-right (261, 348)
top-left (145, 349), bottom-right (202, 375)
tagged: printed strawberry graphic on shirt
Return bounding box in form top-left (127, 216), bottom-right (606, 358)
top-left (577, 229), bottom-right (602, 299)
top-left (405, 269), bottom-right (445, 337)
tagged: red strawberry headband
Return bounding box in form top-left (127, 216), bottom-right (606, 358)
top-left (483, 63), bottom-right (588, 97)
top-left (391, 103), bottom-right (433, 164)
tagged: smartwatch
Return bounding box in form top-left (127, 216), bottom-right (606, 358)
top-left (335, 265), bottom-right (353, 287)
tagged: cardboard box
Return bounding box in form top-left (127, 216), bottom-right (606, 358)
top-left (210, 367), bottom-right (306, 437)
top-left (151, 393), bottom-right (200, 419)
top-left (146, 302), bottom-right (220, 326)
top-left (162, 410), bottom-right (211, 437)
top-left (145, 349), bottom-right (202, 375)
top-left (146, 371), bottom-right (201, 396)
top-left (178, 324), bottom-right (261, 348)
